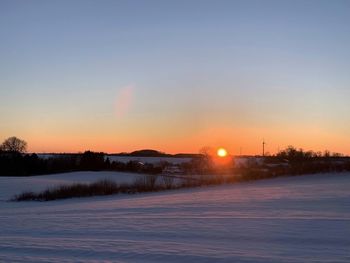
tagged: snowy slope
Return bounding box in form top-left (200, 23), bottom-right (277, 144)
top-left (0, 172), bottom-right (349, 262)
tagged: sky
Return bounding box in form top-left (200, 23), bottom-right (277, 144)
top-left (1, 0), bottom-right (350, 155)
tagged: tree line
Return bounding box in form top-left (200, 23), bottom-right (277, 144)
top-left (1, 136), bottom-right (350, 177)
top-left (0, 137), bottom-right (163, 176)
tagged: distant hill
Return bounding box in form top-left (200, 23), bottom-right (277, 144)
top-left (36, 149), bottom-right (202, 158)
top-left (110, 149), bottom-right (171, 157)
top-left (128, 149), bottom-right (169, 157)
top-left (110, 150), bottom-right (200, 158)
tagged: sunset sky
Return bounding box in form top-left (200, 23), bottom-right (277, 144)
top-left (1, 0), bottom-right (350, 155)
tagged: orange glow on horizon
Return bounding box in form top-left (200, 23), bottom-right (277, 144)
top-left (6, 122), bottom-right (350, 155)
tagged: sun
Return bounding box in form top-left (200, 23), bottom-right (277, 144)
top-left (217, 147), bottom-right (228, 157)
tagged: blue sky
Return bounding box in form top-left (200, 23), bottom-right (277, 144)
top-left (1, 0), bottom-right (349, 154)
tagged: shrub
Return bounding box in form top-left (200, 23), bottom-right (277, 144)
top-left (132, 174), bottom-right (160, 191)
top-left (162, 175), bottom-right (175, 189)
top-left (13, 176), bottom-right (166, 201)
top-left (12, 179), bottom-right (120, 201)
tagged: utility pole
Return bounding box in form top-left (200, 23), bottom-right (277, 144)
top-left (262, 139), bottom-right (266, 157)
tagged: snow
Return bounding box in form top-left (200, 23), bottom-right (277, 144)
top-left (0, 172), bottom-right (349, 262)
top-left (105, 156), bottom-right (192, 165)
top-left (36, 154), bottom-right (57, 159)
top-left (36, 154), bottom-right (192, 165)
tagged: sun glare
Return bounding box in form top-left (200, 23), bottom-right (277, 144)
top-left (217, 148), bottom-right (228, 157)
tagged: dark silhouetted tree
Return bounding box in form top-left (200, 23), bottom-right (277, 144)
top-left (1, 136), bottom-right (27, 153)
top-left (79, 151), bottom-right (106, 170)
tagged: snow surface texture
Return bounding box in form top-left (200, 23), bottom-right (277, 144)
top-left (0, 172), bottom-right (349, 262)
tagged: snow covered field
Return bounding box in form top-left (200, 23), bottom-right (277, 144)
top-left (0, 172), bottom-right (349, 262)
top-left (106, 156), bottom-right (192, 165)
top-left (37, 154), bottom-right (192, 165)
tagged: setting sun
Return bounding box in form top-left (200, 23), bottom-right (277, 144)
top-left (217, 148), bottom-right (228, 157)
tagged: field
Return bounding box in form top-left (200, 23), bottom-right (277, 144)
top-left (0, 172), bottom-right (349, 262)
top-left (37, 154), bottom-right (192, 165)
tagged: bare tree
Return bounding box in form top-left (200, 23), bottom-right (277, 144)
top-left (196, 146), bottom-right (214, 174)
top-left (0, 136), bottom-right (27, 153)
